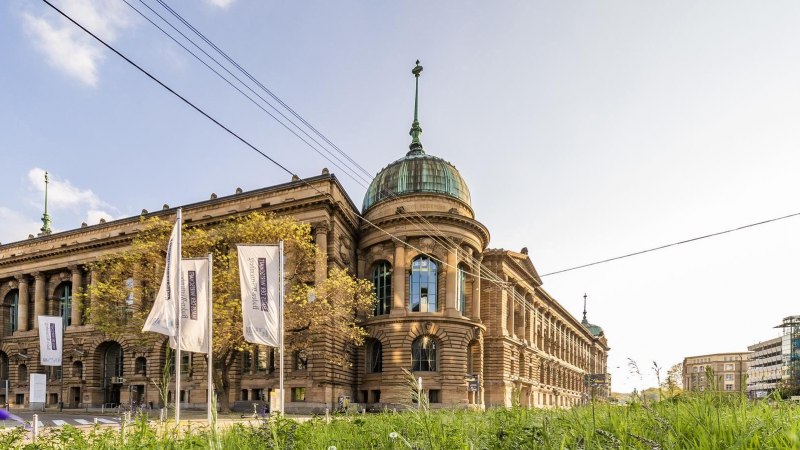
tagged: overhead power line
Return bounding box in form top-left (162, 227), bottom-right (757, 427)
top-left (37, 0), bottom-right (497, 286)
top-left (539, 211), bottom-right (800, 277)
top-left (124, 0), bottom-right (512, 289)
top-left (40, 0), bottom-right (800, 346)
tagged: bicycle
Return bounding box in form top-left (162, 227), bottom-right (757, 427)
top-left (241, 403), bottom-right (270, 424)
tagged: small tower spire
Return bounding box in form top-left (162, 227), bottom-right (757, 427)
top-left (408, 60), bottom-right (425, 156)
top-left (39, 171), bottom-right (52, 236)
top-left (582, 293), bottom-right (588, 323)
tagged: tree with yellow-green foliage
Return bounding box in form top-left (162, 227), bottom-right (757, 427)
top-left (85, 212), bottom-right (375, 411)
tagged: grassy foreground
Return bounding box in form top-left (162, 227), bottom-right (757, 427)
top-left (3, 394), bottom-right (800, 449)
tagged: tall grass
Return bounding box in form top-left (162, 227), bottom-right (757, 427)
top-left (2, 392), bottom-right (800, 449)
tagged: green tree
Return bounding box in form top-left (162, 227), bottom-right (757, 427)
top-left (85, 212), bottom-right (375, 411)
top-left (662, 363), bottom-right (683, 397)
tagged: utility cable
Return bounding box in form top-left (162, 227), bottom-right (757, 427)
top-left (539, 211), bottom-right (800, 277)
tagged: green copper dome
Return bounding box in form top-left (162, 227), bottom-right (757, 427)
top-left (363, 60), bottom-right (471, 212)
top-left (582, 319), bottom-right (604, 338)
top-left (362, 152), bottom-right (472, 211)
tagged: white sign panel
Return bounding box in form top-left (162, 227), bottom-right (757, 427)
top-left (143, 219), bottom-right (180, 336)
top-left (37, 316), bottom-right (63, 366)
top-left (30, 373), bottom-right (46, 403)
top-left (237, 245), bottom-right (280, 347)
top-left (169, 258), bottom-right (210, 353)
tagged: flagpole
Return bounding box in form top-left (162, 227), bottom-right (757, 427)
top-left (278, 240), bottom-right (284, 415)
top-left (175, 208), bottom-right (182, 424)
top-left (207, 253), bottom-right (214, 425)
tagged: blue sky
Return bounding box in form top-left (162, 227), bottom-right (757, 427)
top-left (3, 0), bottom-right (800, 392)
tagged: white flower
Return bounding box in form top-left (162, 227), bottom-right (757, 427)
top-left (389, 432), bottom-right (399, 439)
top-left (327, 446), bottom-right (337, 450)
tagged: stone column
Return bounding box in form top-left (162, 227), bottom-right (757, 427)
top-left (314, 222), bottom-right (329, 288)
top-left (15, 275), bottom-right (29, 332)
top-left (445, 250), bottom-right (458, 316)
top-left (520, 299), bottom-right (526, 343)
top-left (507, 281), bottom-right (516, 338)
top-left (356, 251), bottom-right (366, 279)
top-left (529, 302), bottom-right (536, 344)
top-left (391, 239), bottom-right (406, 315)
top-left (471, 254), bottom-right (482, 322)
top-left (500, 284), bottom-right (509, 336)
top-left (69, 266), bottom-right (82, 327)
top-left (33, 272), bottom-right (45, 330)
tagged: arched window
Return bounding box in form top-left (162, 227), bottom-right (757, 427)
top-left (72, 361), bottom-right (83, 379)
top-left (104, 342), bottom-right (124, 378)
top-left (411, 336), bottom-right (437, 372)
top-left (18, 364), bottom-right (27, 383)
top-left (456, 264), bottom-right (468, 314)
top-left (372, 262), bottom-right (392, 316)
top-left (366, 340), bottom-right (382, 373)
top-left (58, 283), bottom-right (72, 327)
top-left (4, 291), bottom-right (18, 335)
top-left (409, 256), bottom-right (437, 312)
top-left (135, 357), bottom-right (147, 375)
top-left (294, 350), bottom-right (307, 371)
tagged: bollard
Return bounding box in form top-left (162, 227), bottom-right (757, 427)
top-left (120, 412), bottom-right (128, 444)
top-left (32, 414), bottom-right (39, 442)
top-left (325, 407), bottom-right (330, 424)
top-left (94, 417), bottom-right (98, 425)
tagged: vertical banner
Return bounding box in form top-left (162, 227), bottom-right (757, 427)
top-left (171, 258), bottom-right (210, 353)
top-left (30, 374), bottom-right (46, 404)
top-left (237, 245), bottom-right (280, 346)
top-left (37, 316), bottom-right (63, 366)
top-left (142, 218), bottom-right (181, 336)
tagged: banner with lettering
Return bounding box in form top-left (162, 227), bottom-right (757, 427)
top-left (37, 316), bottom-right (63, 366)
top-left (170, 258), bottom-right (210, 353)
top-left (237, 245), bottom-right (280, 347)
top-left (143, 218), bottom-right (180, 336)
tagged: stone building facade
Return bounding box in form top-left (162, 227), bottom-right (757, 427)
top-left (0, 63), bottom-right (609, 412)
top-left (682, 352), bottom-right (749, 393)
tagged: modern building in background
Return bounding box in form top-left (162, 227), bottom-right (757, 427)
top-left (747, 337), bottom-right (782, 398)
top-left (746, 315), bottom-right (800, 398)
top-left (0, 64), bottom-right (609, 412)
top-left (682, 352), bottom-right (749, 393)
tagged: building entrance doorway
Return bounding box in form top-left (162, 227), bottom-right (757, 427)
top-left (70, 387), bottom-right (81, 407)
top-left (98, 341), bottom-right (124, 406)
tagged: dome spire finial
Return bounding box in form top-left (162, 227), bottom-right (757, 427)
top-left (408, 60), bottom-right (424, 156)
top-left (582, 293), bottom-right (588, 323)
top-left (39, 171), bottom-right (52, 236)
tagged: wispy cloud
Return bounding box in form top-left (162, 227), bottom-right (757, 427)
top-left (21, 0), bottom-right (132, 86)
top-left (0, 207), bottom-right (41, 244)
top-left (206, 0), bottom-right (236, 9)
top-left (27, 168), bottom-right (118, 225)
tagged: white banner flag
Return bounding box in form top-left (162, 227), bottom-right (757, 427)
top-left (237, 245), bottom-right (280, 347)
top-left (37, 316), bottom-right (63, 366)
top-left (169, 258), bottom-right (210, 353)
top-left (30, 373), bottom-right (46, 403)
top-left (143, 218), bottom-right (181, 336)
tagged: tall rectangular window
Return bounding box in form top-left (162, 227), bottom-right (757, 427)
top-left (456, 265), bottom-right (467, 314)
top-left (8, 291), bottom-right (18, 334)
top-left (242, 351), bottom-right (252, 372)
top-left (410, 257), bottom-right (437, 313)
top-left (372, 262), bottom-right (392, 316)
top-left (59, 284), bottom-right (72, 327)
